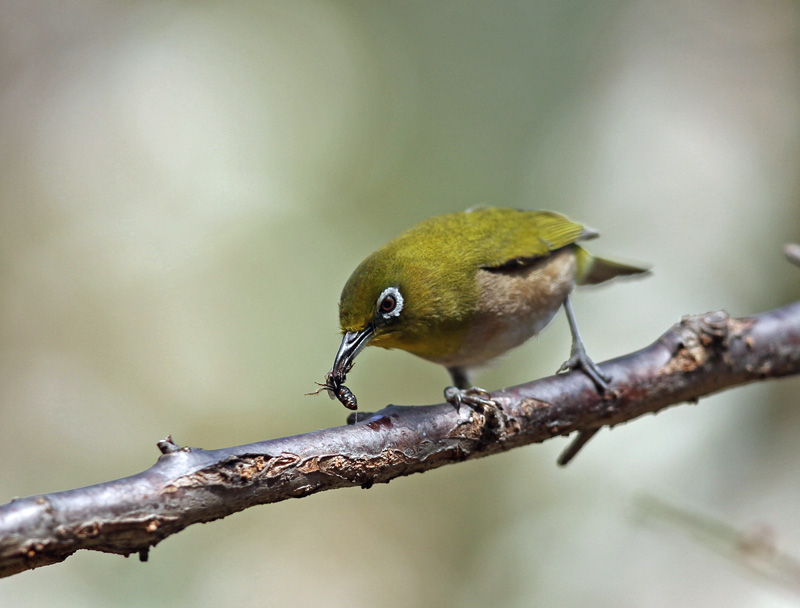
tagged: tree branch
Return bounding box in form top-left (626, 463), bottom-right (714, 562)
top-left (1, 300), bottom-right (800, 578)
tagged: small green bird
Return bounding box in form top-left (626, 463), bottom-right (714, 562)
top-left (320, 208), bottom-right (648, 462)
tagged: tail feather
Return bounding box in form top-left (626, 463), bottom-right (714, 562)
top-left (575, 246), bottom-right (650, 285)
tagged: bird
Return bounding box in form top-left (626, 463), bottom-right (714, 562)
top-left (318, 207), bottom-right (648, 464)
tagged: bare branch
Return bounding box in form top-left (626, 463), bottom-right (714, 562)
top-left (1, 301), bottom-right (800, 578)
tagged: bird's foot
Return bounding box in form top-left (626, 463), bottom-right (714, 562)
top-left (445, 386), bottom-right (501, 427)
top-left (444, 386), bottom-right (497, 411)
top-left (557, 344), bottom-right (610, 392)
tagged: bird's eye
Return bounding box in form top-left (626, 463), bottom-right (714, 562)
top-left (375, 286), bottom-right (403, 320)
top-left (380, 294), bottom-right (396, 313)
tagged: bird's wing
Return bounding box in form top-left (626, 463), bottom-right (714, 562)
top-left (472, 209), bottom-right (589, 269)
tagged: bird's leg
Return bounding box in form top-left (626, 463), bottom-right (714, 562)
top-left (556, 294), bottom-right (609, 465)
top-left (448, 367), bottom-right (470, 391)
top-left (557, 294), bottom-right (610, 390)
top-left (444, 367), bottom-right (497, 411)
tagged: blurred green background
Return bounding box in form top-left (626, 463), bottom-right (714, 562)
top-left (2, 1), bottom-right (800, 606)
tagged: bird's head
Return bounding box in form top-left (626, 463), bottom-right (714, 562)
top-left (331, 238), bottom-right (476, 381)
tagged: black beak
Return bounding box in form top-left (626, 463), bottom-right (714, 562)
top-left (331, 325), bottom-right (375, 382)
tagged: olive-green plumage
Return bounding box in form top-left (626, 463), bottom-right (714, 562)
top-left (338, 208), bottom-right (646, 367)
top-left (323, 207), bottom-right (648, 464)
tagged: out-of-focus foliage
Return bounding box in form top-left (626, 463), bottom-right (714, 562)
top-left (1, 1), bottom-right (799, 606)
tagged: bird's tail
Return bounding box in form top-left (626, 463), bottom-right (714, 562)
top-left (574, 246), bottom-right (650, 286)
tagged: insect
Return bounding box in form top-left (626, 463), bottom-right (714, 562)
top-left (307, 370), bottom-right (358, 410)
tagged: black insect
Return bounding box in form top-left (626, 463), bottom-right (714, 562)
top-left (331, 383), bottom-right (357, 410)
top-left (307, 370), bottom-right (358, 410)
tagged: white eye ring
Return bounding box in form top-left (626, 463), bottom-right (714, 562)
top-left (376, 286), bottom-right (403, 320)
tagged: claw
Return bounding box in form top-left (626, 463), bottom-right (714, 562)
top-left (444, 386), bottom-right (497, 410)
top-left (557, 344), bottom-right (610, 392)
